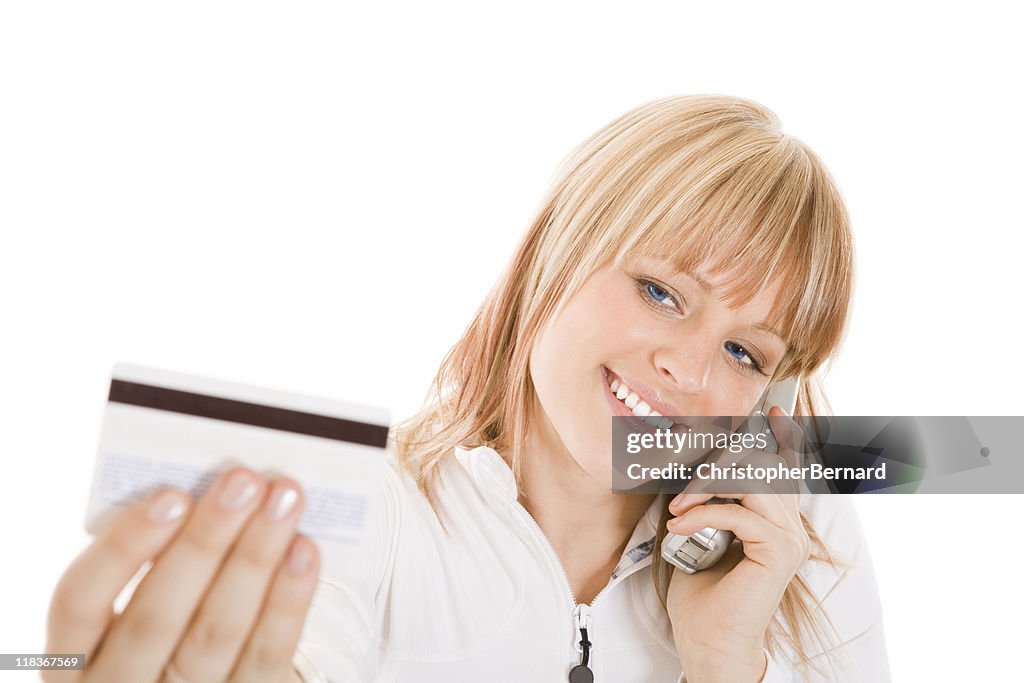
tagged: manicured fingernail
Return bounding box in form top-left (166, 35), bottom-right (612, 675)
top-left (218, 470), bottom-right (260, 510)
top-left (670, 493), bottom-right (688, 512)
top-left (287, 537), bottom-right (314, 575)
top-left (148, 489), bottom-right (188, 523)
top-left (265, 483), bottom-right (299, 521)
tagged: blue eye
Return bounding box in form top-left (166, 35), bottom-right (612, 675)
top-left (636, 276), bottom-right (770, 377)
top-left (724, 341), bottom-right (750, 361)
top-left (646, 282), bottom-right (670, 302)
top-left (636, 277), bottom-right (683, 314)
top-left (724, 341), bottom-right (765, 375)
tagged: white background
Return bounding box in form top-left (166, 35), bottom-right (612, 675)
top-left (2, 2), bottom-right (1022, 680)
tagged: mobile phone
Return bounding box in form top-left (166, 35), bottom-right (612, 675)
top-left (660, 376), bottom-right (801, 573)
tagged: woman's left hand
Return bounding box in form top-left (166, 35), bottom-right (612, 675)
top-left (665, 406), bottom-right (810, 683)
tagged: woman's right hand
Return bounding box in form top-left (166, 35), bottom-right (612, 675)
top-left (44, 467), bottom-right (321, 683)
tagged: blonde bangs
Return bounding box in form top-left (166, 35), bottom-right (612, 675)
top-left (545, 96), bottom-right (854, 381)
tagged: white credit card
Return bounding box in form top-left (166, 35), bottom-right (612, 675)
top-left (86, 363), bottom-right (389, 579)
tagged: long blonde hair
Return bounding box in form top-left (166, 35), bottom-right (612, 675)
top-left (393, 94), bottom-right (854, 678)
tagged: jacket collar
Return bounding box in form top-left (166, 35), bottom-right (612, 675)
top-left (453, 445), bottom-right (664, 575)
top-left (453, 445), bottom-right (519, 501)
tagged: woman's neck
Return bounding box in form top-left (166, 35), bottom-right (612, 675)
top-left (517, 418), bottom-right (656, 604)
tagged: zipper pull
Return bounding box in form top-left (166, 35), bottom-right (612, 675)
top-left (568, 603), bottom-right (594, 683)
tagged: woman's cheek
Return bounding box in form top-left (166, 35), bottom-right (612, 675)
top-left (725, 381), bottom-right (766, 416)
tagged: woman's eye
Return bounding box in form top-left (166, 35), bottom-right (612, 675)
top-left (724, 340), bottom-right (765, 375)
top-left (646, 282), bottom-right (670, 302)
top-left (640, 280), bottom-right (680, 310)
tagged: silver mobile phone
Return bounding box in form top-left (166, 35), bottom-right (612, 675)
top-left (660, 377), bottom-right (801, 573)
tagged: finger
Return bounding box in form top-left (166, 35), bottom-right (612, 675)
top-left (671, 490), bottom-right (795, 532)
top-left (671, 497), bottom-right (806, 573)
top-left (668, 490), bottom-right (717, 515)
top-left (667, 501), bottom-right (808, 576)
top-left (168, 478), bottom-right (305, 683)
top-left (767, 405), bottom-right (804, 468)
top-left (666, 499), bottom-right (806, 572)
top-left (86, 468), bottom-right (268, 683)
top-left (229, 535), bottom-right (320, 683)
top-left (764, 406), bottom-right (807, 512)
top-left (45, 488), bottom-right (191, 683)
top-left (667, 501), bottom-right (780, 557)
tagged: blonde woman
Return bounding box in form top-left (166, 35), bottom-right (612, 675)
top-left (46, 95), bottom-right (890, 682)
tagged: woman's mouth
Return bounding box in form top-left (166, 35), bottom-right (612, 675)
top-left (602, 367), bottom-right (677, 429)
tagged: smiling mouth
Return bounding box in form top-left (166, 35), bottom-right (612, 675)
top-left (604, 368), bottom-right (681, 430)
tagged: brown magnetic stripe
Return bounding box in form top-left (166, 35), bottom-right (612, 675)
top-left (108, 379), bottom-right (388, 448)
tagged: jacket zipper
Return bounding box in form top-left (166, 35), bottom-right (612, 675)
top-left (570, 602), bottom-right (594, 682)
top-left (510, 499), bottom-right (655, 682)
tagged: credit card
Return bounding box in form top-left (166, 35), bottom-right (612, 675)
top-left (85, 362), bottom-right (389, 579)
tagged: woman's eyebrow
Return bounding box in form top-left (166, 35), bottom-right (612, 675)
top-left (663, 266), bottom-right (782, 342)
top-left (750, 322), bottom-right (785, 343)
top-left (678, 269), bottom-right (716, 295)
top-left (674, 269), bottom-right (785, 342)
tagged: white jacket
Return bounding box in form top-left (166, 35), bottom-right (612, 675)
top-left (291, 445), bottom-right (891, 682)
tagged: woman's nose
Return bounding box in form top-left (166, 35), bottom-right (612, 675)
top-left (653, 340), bottom-right (714, 394)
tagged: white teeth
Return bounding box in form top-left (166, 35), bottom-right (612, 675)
top-left (608, 373), bottom-right (677, 428)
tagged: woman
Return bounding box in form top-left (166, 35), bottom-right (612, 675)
top-left (46, 95), bottom-right (890, 682)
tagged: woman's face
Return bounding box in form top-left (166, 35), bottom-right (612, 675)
top-left (528, 254), bottom-right (789, 485)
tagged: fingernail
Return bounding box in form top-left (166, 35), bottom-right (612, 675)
top-left (148, 489), bottom-right (188, 523)
top-left (218, 470), bottom-right (260, 510)
top-left (287, 537), bottom-right (314, 575)
top-left (670, 493), bottom-right (688, 512)
top-left (265, 483), bottom-right (299, 521)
